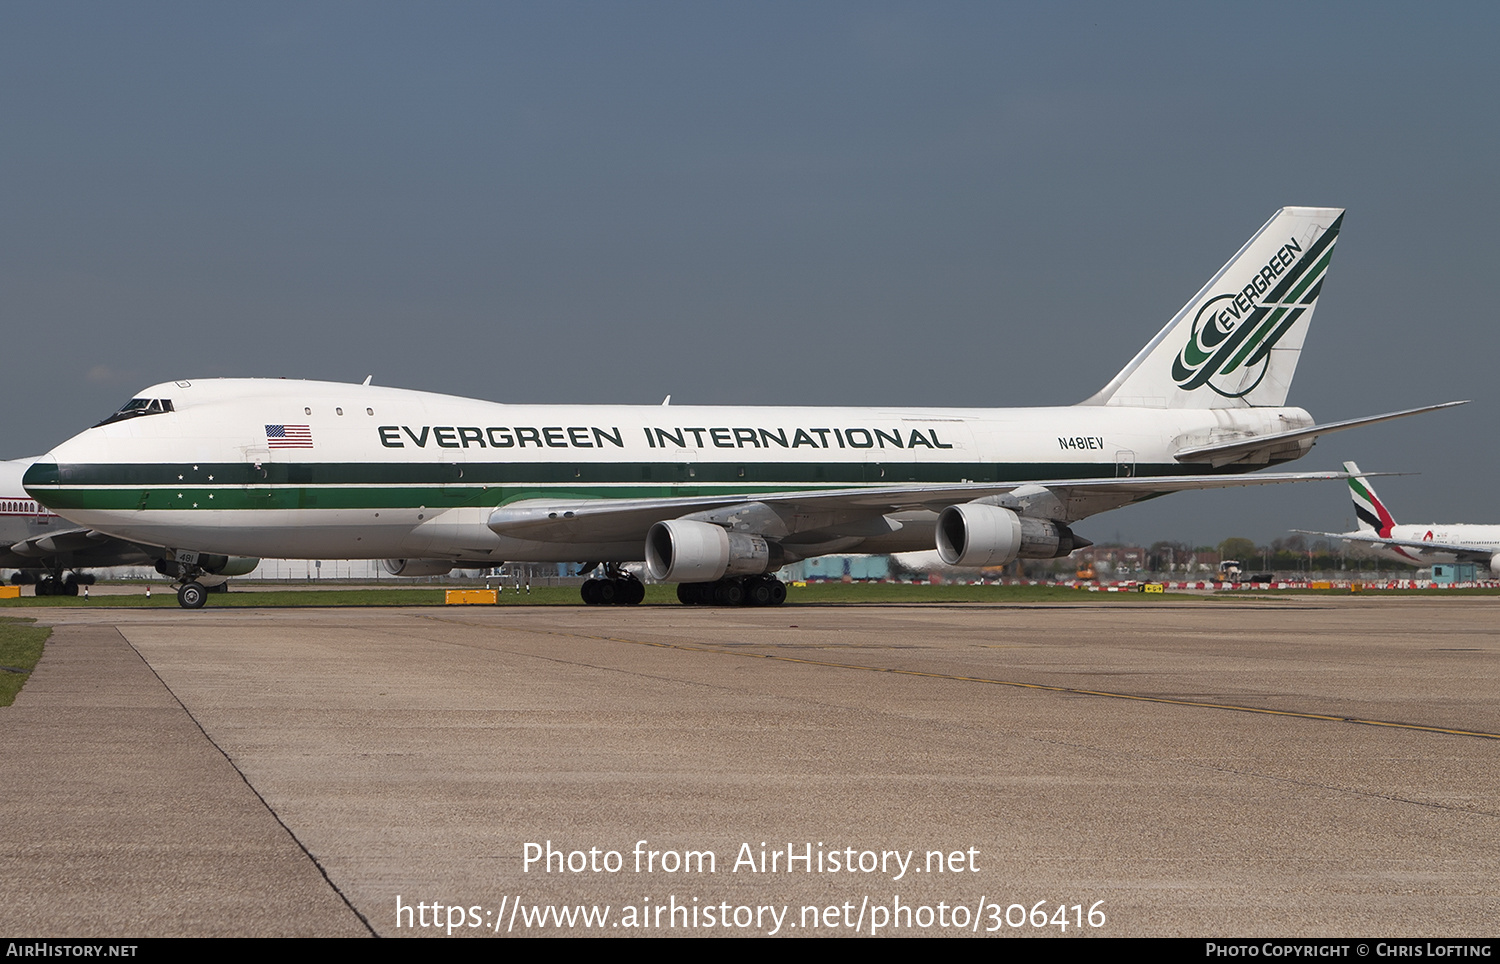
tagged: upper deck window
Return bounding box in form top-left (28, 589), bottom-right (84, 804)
top-left (95, 397), bottom-right (174, 427)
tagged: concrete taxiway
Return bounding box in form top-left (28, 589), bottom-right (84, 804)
top-left (2, 597), bottom-right (1497, 937)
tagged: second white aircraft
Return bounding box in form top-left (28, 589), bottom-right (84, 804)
top-left (1303, 462), bottom-right (1500, 573)
top-left (23, 207), bottom-right (1462, 607)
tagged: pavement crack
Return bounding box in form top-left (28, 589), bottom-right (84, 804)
top-left (115, 627), bottom-right (378, 938)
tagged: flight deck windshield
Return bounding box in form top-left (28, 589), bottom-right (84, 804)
top-left (95, 397), bottom-right (174, 427)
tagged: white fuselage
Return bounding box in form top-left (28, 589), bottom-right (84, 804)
top-left (1371, 525), bottom-right (1500, 565)
top-left (27, 379), bottom-right (1313, 563)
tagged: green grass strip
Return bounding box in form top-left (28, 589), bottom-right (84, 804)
top-left (0, 617), bottom-right (51, 707)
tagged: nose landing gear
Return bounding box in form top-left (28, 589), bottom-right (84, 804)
top-left (156, 556), bottom-right (222, 609)
top-left (176, 581), bottom-right (208, 609)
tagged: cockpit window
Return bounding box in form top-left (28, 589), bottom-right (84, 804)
top-left (95, 397), bottom-right (174, 427)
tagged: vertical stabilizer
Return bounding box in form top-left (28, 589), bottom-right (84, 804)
top-left (1084, 207), bottom-right (1343, 408)
top-left (1345, 461), bottom-right (1397, 536)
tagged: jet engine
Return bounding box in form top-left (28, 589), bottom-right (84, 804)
top-left (383, 558), bottom-right (456, 577)
top-left (206, 555), bottom-right (261, 577)
top-left (645, 520), bottom-right (780, 583)
top-left (1489, 552), bottom-right (1500, 576)
top-left (155, 554), bottom-right (260, 578)
top-left (935, 503), bottom-right (1088, 567)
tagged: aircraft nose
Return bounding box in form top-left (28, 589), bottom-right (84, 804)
top-left (22, 460), bottom-right (59, 493)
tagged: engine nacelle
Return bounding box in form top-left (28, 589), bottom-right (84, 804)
top-left (1489, 553), bottom-right (1500, 576)
top-left (935, 503), bottom-right (1087, 567)
top-left (203, 555), bottom-right (260, 577)
top-left (384, 558), bottom-right (456, 577)
top-left (154, 554), bottom-right (260, 578)
top-left (645, 520), bottom-right (780, 583)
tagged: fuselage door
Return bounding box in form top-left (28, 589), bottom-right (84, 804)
top-left (243, 445), bottom-right (271, 478)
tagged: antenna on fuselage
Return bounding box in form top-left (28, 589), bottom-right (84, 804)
top-left (362, 375), bottom-right (373, 386)
top-left (661, 394), bottom-right (671, 406)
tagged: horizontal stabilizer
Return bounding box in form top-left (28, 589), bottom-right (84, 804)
top-left (1174, 401), bottom-right (1467, 465)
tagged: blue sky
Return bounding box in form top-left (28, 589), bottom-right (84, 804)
top-left (3, 2), bottom-right (1495, 545)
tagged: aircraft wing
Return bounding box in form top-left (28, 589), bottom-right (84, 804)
top-left (7, 526), bottom-right (114, 557)
top-left (490, 470), bottom-right (1350, 543)
top-left (1294, 529), bottom-right (1496, 564)
top-left (0, 525), bottom-right (162, 569)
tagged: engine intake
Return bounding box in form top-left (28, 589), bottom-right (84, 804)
top-left (935, 503), bottom-right (1088, 567)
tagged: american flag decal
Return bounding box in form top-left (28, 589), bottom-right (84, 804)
top-left (266, 424), bottom-right (314, 448)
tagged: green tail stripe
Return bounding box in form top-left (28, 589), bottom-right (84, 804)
top-left (1244, 306), bottom-right (1307, 367)
top-left (1253, 212), bottom-right (1341, 307)
top-left (1182, 339), bottom-right (1213, 367)
top-left (1174, 213), bottom-right (1342, 391)
top-left (1221, 306), bottom-right (1290, 374)
top-left (1285, 247), bottom-right (1334, 305)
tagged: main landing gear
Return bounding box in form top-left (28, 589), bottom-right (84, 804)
top-left (32, 572), bottom-right (90, 597)
top-left (580, 565), bottom-right (645, 606)
top-left (676, 574), bottom-right (787, 607)
top-left (170, 580), bottom-right (228, 609)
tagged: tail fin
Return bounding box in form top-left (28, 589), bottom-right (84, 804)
top-left (1084, 206), bottom-right (1344, 409)
top-left (1345, 461), bottom-right (1397, 536)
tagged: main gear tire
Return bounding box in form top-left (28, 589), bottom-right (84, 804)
top-left (177, 581), bottom-right (208, 609)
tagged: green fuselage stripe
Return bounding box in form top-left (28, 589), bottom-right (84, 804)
top-left (29, 460), bottom-right (1233, 512)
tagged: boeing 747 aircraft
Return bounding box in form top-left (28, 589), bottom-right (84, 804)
top-left (1301, 462), bottom-right (1500, 573)
top-left (23, 207), bottom-right (1463, 607)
